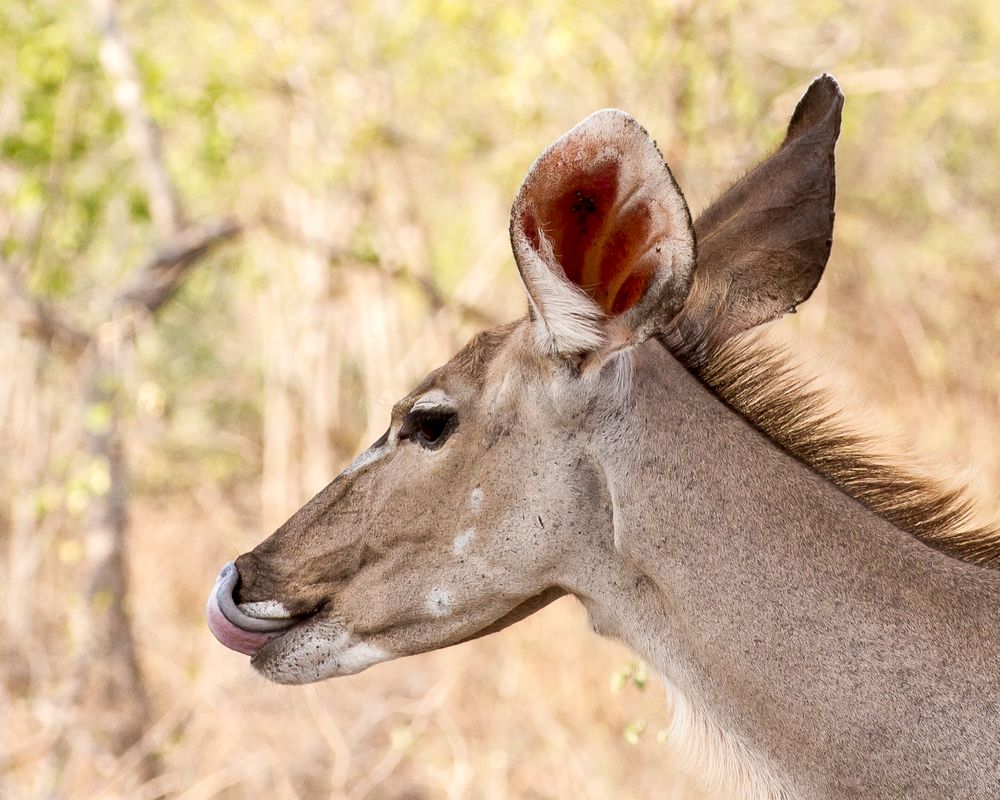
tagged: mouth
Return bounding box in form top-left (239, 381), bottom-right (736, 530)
top-left (206, 561), bottom-right (303, 656)
top-left (206, 562), bottom-right (566, 683)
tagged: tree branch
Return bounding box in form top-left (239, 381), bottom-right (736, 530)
top-left (259, 214), bottom-right (500, 327)
top-left (92, 0), bottom-right (184, 238)
top-left (116, 217), bottom-right (242, 313)
top-left (0, 258), bottom-right (90, 355)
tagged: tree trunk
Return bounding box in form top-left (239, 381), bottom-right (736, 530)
top-left (74, 327), bottom-right (158, 780)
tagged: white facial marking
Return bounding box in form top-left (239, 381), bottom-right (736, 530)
top-left (452, 528), bottom-right (475, 555)
top-left (425, 586), bottom-right (452, 617)
top-left (238, 600), bottom-right (291, 620)
top-left (342, 437), bottom-right (392, 476)
top-left (469, 487), bottom-right (484, 511)
top-left (335, 640), bottom-right (390, 674)
top-left (259, 628), bottom-right (390, 683)
top-left (412, 390), bottom-right (454, 413)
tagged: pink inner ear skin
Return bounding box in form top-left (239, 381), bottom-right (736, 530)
top-left (511, 109), bottom-right (698, 338)
top-left (600, 202), bottom-right (655, 312)
top-left (521, 212), bottom-right (541, 252)
top-left (610, 268), bottom-right (653, 316)
top-left (548, 161), bottom-right (619, 292)
top-left (534, 158), bottom-right (660, 317)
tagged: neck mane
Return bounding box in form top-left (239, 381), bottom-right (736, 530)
top-left (661, 327), bottom-right (1000, 568)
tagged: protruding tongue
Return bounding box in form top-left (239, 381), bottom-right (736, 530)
top-left (206, 562), bottom-right (292, 656)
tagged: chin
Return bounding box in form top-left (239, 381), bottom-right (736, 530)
top-left (251, 620), bottom-right (391, 684)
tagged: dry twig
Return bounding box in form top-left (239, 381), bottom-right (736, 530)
top-left (0, 257), bottom-right (90, 355)
top-left (117, 218), bottom-right (242, 313)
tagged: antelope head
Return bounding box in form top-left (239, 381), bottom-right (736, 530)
top-left (207, 76), bottom-right (842, 684)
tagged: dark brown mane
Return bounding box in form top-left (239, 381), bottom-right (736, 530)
top-left (663, 298), bottom-right (1000, 568)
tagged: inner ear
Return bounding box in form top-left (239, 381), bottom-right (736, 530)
top-left (519, 159), bottom-right (658, 317)
top-left (510, 109), bottom-right (695, 356)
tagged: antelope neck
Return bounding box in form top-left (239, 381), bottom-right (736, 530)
top-left (564, 340), bottom-right (1000, 800)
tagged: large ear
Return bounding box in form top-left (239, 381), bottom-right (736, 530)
top-left (668, 74), bottom-right (844, 364)
top-left (510, 109), bottom-right (695, 358)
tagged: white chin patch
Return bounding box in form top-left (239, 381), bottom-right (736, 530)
top-left (253, 626), bottom-right (389, 684)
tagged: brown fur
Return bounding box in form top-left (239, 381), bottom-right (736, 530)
top-left (209, 81), bottom-right (1000, 799)
top-left (449, 322), bottom-right (520, 387)
top-left (663, 303), bottom-right (1000, 567)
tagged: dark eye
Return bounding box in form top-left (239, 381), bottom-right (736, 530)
top-left (401, 408), bottom-right (456, 449)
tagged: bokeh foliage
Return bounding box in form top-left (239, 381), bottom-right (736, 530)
top-left (1, 1), bottom-right (998, 798)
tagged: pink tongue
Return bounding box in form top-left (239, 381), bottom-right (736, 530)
top-left (206, 579), bottom-right (284, 656)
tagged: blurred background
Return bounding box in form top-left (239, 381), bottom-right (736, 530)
top-left (1, 1), bottom-right (998, 798)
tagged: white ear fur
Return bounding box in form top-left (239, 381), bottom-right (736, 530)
top-left (513, 223), bottom-right (607, 355)
top-left (510, 109), bottom-right (695, 358)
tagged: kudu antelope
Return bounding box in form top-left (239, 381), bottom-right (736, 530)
top-left (208, 76), bottom-right (1000, 799)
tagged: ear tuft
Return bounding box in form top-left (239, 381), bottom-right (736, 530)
top-left (510, 109), bottom-right (695, 356)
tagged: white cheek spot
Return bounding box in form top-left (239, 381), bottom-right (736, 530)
top-left (452, 528), bottom-right (475, 555)
top-left (469, 488), bottom-right (484, 511)
top-left (425, 586), bottom-right (452, 617)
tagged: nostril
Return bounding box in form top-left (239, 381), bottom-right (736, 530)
top-left (232, 553), bottom-right (258, 604)
top-left (232, 573), bottom-right (246, 606)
